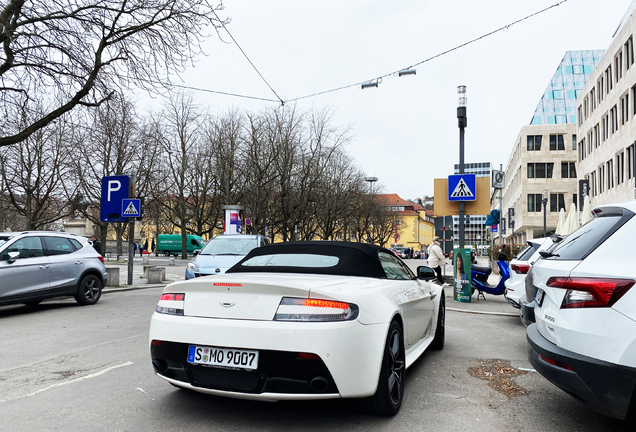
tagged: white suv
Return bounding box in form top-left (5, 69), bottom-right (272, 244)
top-left (527, 201), bottom-right (636, 420)
top-left (504, 237), bottom-right (552, 309)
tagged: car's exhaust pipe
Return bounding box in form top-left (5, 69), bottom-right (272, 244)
top-left (310, 376), bottom-right (330, 392)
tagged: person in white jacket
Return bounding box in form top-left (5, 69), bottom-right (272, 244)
top-left (427, 236), bottom-right (445, 284)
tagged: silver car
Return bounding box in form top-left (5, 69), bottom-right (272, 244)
top-left (0, 231), bottom-right (108, 307)
top-left (185, 234), bottom-right (269, 280)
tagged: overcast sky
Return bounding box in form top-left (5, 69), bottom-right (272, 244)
top-left (151, 0), bottom-right (634, 200)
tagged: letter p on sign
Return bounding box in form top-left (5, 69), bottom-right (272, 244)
top-left (108, 180), bottom-right (121, 201)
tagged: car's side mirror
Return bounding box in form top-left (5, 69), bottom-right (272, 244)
top-left (7, 251), bottom-right (19, 263)
top-left (193, 249), bottom-right (200, 256)
top-left (417, 265), bottom-right (437, 281)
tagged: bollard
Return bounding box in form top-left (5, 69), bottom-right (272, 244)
top-left (142, 256), bottom-right (150, 265)
top-left (142, 264), bottom-right (155, 278)
top-left (155, 266), bottom-right (167, 281)
top-left (117, 255), bottom-right (123, 262)
top-left (147, 268), bottom-right (162, 284)
top-left (168, 257), bottom-right (175, 266)
top-left (105, 267), bottom-right (120, 286)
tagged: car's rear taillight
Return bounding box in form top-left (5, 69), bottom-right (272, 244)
top-left (98, 256), bottom-right (104, 264)
top-left (274, 297), bottom-right (359, 322)
top-left (511, 263), bottom-right (530, 274)
top-left (156, 293), bottom-right (185, 315)
top-left (547, 277), bottom-right (635, 309)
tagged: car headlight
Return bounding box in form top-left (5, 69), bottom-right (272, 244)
top-left (186, 262), bottom-right (199, 272)
top-left (274, 297), bottom-right (359, 322)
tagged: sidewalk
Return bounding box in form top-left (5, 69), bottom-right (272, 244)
top-left (102, 258), bottom-right (183, 293)
top-left (421, 257), bottom-right (520, 317)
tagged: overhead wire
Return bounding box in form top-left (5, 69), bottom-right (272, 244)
top-left (209, 8), bottom-right (285, 105)
top-left (285, 0), bottom-right (569, 103)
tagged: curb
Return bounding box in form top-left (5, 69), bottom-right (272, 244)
top-left (103, 285), bottom-right (166, 294)
top-left (446, 307), bottom-right (519, 317)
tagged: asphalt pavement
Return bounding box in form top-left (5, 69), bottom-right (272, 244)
top-left (1, 285), bottom-right (631, 431)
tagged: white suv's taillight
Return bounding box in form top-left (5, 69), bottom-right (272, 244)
top-left (546, 277), bottom-right (635, 309)
top-left (274, 297), bottom-right (359, 322)
top-left (156, 293), bottom-right (185, 315)
top-left (511, 263), bottom-right (530, 274)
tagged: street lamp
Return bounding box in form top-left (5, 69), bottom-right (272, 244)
top-left (457, 85), bottom-right (467, 249)
top-left (365, 176), bottom-right (378, 194)
top-left (542, 190), bottom-right (548, 237)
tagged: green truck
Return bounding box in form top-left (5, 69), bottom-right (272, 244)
top-left (157, 234), bottom-right (206, 257)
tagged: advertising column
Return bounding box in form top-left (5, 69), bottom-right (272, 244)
top-left (453, 248), bottom-right (472, 303)
top-left (222, 205), bottom-right (244, 235)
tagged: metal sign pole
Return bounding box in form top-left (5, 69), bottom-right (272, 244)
top-left (127, 170), bottom-right (136, 285)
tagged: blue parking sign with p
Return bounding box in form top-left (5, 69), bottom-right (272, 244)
top-left (100, 175), bottom-right (129, 222)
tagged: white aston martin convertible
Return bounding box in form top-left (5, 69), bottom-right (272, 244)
top-left (149, 241), bottom-right (445, 415)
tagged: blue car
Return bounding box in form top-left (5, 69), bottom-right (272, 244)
top-left (185, 234), bottom-right (269, 280)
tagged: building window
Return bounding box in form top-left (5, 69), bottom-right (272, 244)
top-left (550, 193), bottom-right (565, 212)
top-left (626, 37), bottom-right (634, 70)
top-left (561, 162), bottom-right (577, 178)
top-left (549, 135), bottom-right (565, 150)
top-left (527, 163), bottom-right (554, 178)
top-left (527, 194), bottom-right (542, 212)
top-left (527, 135), bottom-right (542, 151)
top-left (572, 134), bottom-right (577, 150)
top-left (628, 144), bottom-right (635, 179)
top-left (607, 160), bottom-right (614, 189)
top-left (617, 152), bottom-right (625, 185)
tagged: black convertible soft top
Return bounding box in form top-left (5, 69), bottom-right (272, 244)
top-left (226, 241), bottom-right (393, 278)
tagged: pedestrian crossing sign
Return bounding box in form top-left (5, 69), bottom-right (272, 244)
top-left (448, 174), bottom-right (476, 202)
top-left (121, 199), bottom-right (141, 217)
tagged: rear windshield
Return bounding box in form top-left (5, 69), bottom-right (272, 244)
top-left (241, 254), bottom-right (339, 268)
top-left (547, 207), bottom-right (634, 260)
top-left (516, 243), bottom-right (540, 261)
top-left (200, 237), bottom-right (258, 256)
top-left (515, 243), bottom-right (538, 261)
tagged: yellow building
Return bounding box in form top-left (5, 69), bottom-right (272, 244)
top-left (377, 194), bottom-right (428, 251)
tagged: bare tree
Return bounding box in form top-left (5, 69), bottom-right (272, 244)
top-left (154, 91), bottom-right (202, 259)
top-left (0, 114), bottom-right (77, 230)
top-left (0, 0), bottom-right (225, 147)
top-left (72, 93), bottom-right (156, 254)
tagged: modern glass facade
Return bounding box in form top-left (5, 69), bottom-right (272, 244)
top-left (452, 162), bottom-right (491, 255)
top-left (530, 50), bottom-right (605, 126)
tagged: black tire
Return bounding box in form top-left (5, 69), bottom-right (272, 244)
top-left (74, 274), bottom-right (102, 306)
top-left (355, 321), bottom-right (405, 416)
top-left (431, 295), bottom-right (445, 350)
top-left (164, 251), bottom-right (170, 257)
top-left (23, 300), bottom-right (43, 307)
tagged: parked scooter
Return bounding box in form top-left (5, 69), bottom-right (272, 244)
top-left (470, 255), bottom-right (510, 298)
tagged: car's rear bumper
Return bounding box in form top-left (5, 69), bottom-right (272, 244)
top-left (527, 324), bottom-right (636, 420)
top-left (519, 296), bottom-right (535, 326)
top-left (149, 312), bottom-right (389, 399)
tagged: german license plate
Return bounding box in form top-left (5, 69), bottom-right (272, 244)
top-left (187, 345), bottom-right (259, 370)
top-left (535, 289), bottom-right (545, 307)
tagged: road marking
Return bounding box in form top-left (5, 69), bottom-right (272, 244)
top-left (0, 361), bottom-right (134, 403)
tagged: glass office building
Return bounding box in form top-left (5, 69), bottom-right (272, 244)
top-left (530, 50), bottom-right (605, 126)
top-left (452, 162), bottom-right (491, 255)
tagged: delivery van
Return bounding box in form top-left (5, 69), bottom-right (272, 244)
top-left (157, 234), bottom-right (206, 257)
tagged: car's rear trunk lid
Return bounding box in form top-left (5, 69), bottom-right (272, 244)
top-left (178, 273), bottom-right (345, 320)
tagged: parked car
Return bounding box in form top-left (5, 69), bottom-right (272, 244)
top-left (184, 234), bottom-right (269, 280)
top-left (519, 235), bottom-right (565, 325)
top-left (157, 234), bottom-right (206, 257)
top-left (527, 201), bottom-right (636, 420)
top-left (0, 231), bottom-right (107, 307)
top-left (504, 237), bottom-right (553, 309)
top-left (150, 241), bottom-right (444, 416)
